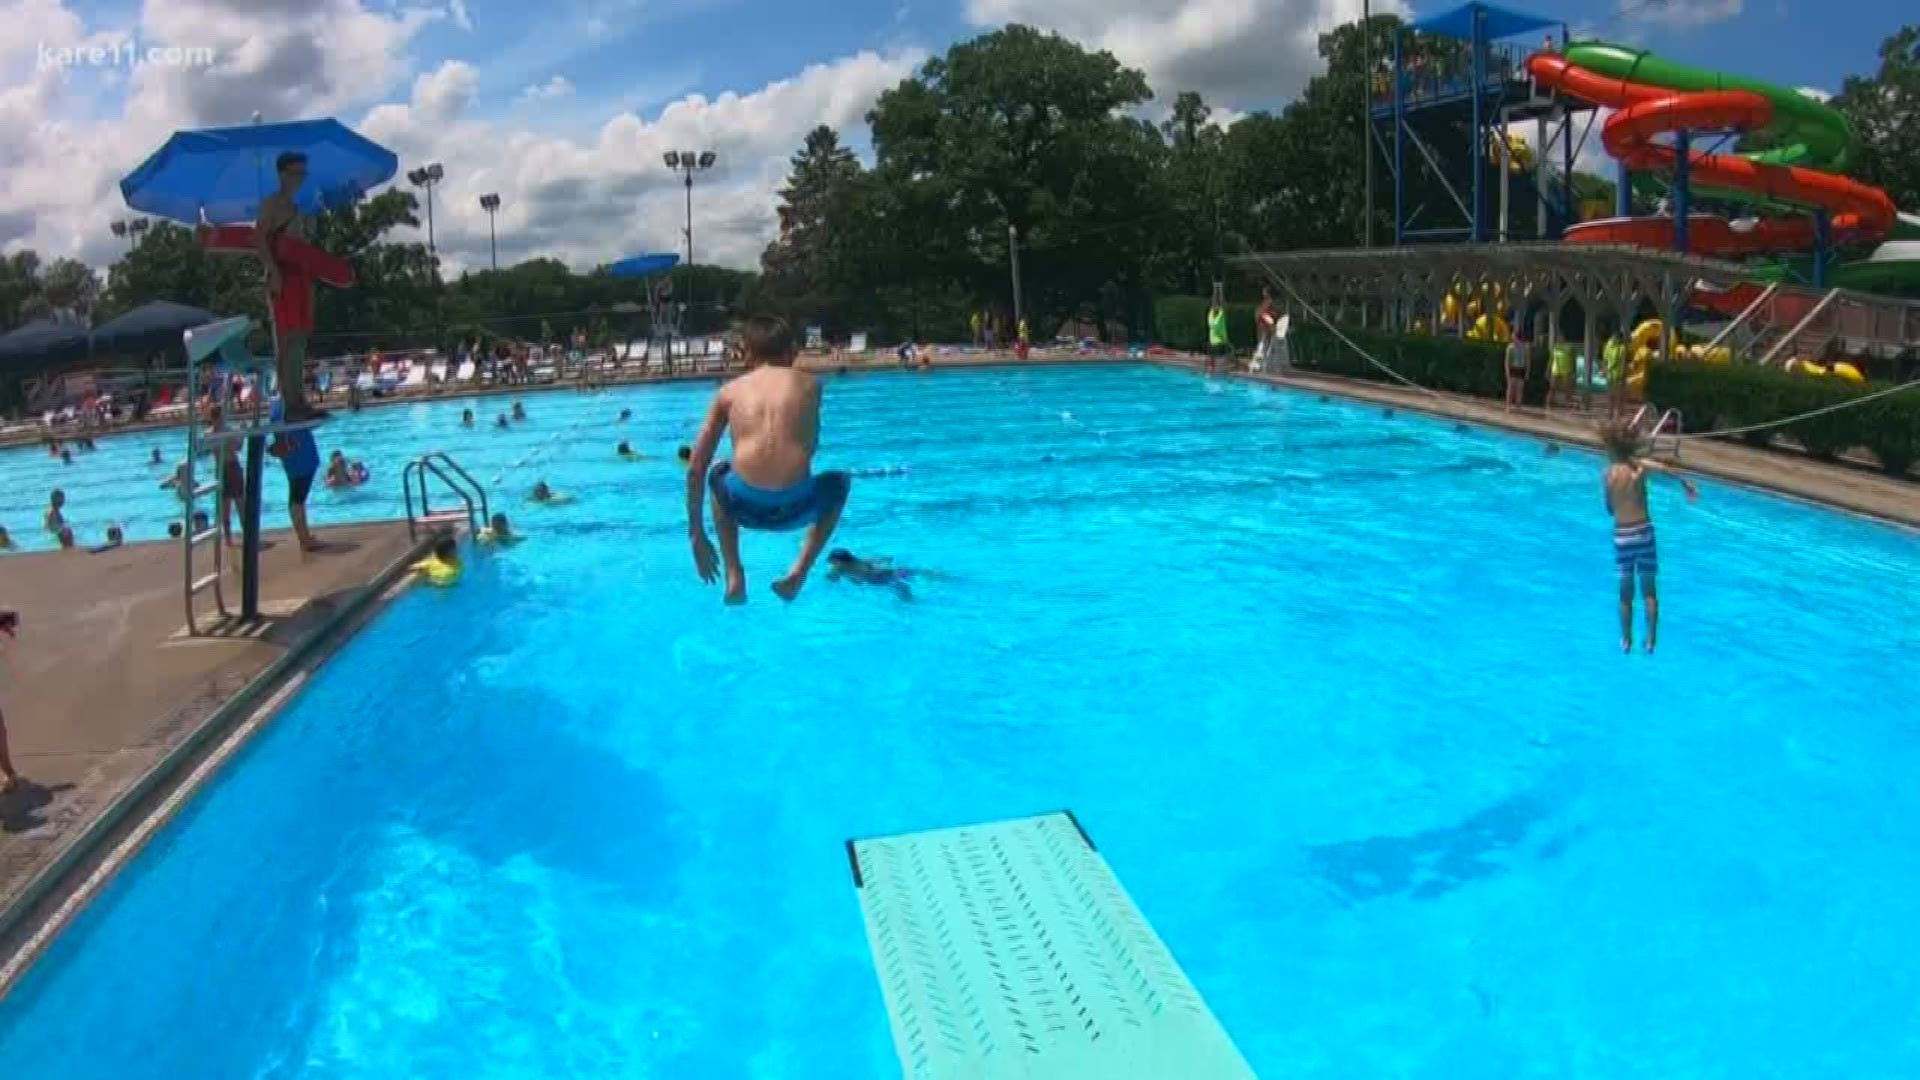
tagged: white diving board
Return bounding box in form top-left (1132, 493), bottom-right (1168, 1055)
top-left (847, 811), bottom-right (1257, 1080)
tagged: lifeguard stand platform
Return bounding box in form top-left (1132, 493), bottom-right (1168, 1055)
top-left (1372, 1), bottom-right (1597, 245)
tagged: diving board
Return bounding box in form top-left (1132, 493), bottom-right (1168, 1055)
top-left (847, 811), bottom-right (1256, 1080)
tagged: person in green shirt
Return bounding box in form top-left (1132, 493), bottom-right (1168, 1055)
top-left (1602, 332), bottom-right (1627, 419)
top-left (1206, 285), bottom-right (1230, 373)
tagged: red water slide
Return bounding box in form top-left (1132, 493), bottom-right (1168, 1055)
top-left (1526, 54), bottom-right (1897, 255)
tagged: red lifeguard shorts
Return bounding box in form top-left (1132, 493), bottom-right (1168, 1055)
top-left (273, 270), bottom-right (315, 335)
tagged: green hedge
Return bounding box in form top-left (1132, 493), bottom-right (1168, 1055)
top-left (1287, 323), bottom-right (1551, 404)
top-left (1154, 296), bottom-right (1258, 351)
top-left (1646, 362), bottom-right (1919, 475)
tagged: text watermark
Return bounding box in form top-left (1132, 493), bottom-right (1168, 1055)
top-left (38, 39), bottom-right (217, 73)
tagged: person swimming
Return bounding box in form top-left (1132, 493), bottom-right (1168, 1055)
top-left (617, 440), bottom-right (641, 460)
top-left (324, 450), bottom-right (367, 488)
top-left (676, 445), bottom-right (692, 468)
top-left (825, 549), bottom-right (935, 601)
top-left (619, 408), bottom-right (632, 422)
top-left (512, 401), bottom-right (527, 421)
top-left (411, 534), bottom-right (462, 586)
top-left (530, 480), bottom-right (573, 505)
top-left (0, 525), bottom-right (13, 550)
top-left (496, 414), bottom-right (510, 429)
top-left (44, 489), bottom-right (65, 532)
top-left (89, 525), bottom-right (125, 554)
top-left (479, 512), bottom-right (519, 545)
top-left (149, 448), bottom-right (163, 466)
top-left (462, 408), bottom-right (475, 427)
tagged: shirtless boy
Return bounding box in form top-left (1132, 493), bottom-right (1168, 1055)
top-left (1602, 421), bottom-right (1698, 654)
top-left (685, 315), bottom-right (850, 603)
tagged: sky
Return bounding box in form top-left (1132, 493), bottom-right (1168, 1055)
top-left (0, 0), bottom-right (1910, 278)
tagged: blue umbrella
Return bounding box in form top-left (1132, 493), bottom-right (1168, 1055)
top-left (119, 118), bottom-right (399, 225)
top-left (608, 253), bottom-right (680, 278)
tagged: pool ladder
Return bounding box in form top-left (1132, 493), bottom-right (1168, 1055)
top-left (179, 316), bottom-right (326, 635)
top-left (1631, 404), bottom-right (1685, 459)
top-left (403, 452), bottom-right (489, 540)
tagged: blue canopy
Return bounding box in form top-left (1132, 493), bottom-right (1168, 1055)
top-left (1413, 2), bottom-right (1556, 41)
top-left (89, 300), bottom-right (218, 356)
top-left (0, 318), bottom-right (90, 375)
top-left (608, 253), bottom-right (680, 278)
top-left (120, 118), bottom-right (398, 225)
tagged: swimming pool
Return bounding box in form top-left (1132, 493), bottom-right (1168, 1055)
top-left (2, 365), bottom-right (1917, 1077)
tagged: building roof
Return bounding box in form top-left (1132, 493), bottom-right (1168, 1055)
top-left (1412, 2), bottom-right (1557, 42)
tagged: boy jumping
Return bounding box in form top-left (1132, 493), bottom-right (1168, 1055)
top-left (1601, 421), bottom-right (1698, 654)
top-left (686, 315), bottom-right (850, 603)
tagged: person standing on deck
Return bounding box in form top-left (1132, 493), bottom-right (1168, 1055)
top-left (1504, 331), bottom-right (1531, 412)
top-left (268, 398), bottom-right (323, 555)
top-left (255, 152), bottom-right (327, 422)
top-left (1206, 285), bottom-right (1231, 373)
top-left (1253, 287), bottom-right (1277, 370)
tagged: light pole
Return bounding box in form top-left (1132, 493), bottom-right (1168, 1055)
top-left (109, 217), bottom-right (149, 250)
top-left (663, 149), bottom-right (715, 331)
top-left (1362, 0), bottom-right (1373, 247)
top-left (1008, 224), bottom-right (1024, 333)
top-left (479, 193), bottom-right (501, 270)
top-left (407, 163), bottom-right (445, 256)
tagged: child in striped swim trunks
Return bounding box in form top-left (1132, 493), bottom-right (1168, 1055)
top-left (1602, 422), bottom-right (1697, 654)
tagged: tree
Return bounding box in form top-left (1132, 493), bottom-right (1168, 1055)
top-left (21, 258), bottom-right (101, 323)
top-left (1835, 26), bottom-right (1920, 213)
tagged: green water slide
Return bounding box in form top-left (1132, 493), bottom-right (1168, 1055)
top-left (1564, 41), bottom-right (1920, 294)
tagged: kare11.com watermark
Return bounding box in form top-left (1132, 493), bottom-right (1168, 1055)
top-left (38, 38), bottom-right (217, 73)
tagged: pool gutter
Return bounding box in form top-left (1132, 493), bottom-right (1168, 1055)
top-left (0, 531), bottom-right (436, 999)
top-left (1162, 359), bottom-right (1919, 532)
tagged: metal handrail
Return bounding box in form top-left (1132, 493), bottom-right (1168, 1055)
top-left (1704, 282), bottom-right (1779, 352)
top-left (1758, 288), bottom-right (1842, 367)
top-left (402, 453), bottom-right (488, 539)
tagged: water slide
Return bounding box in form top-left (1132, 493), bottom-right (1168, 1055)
top-left (1526, 43), bottom-right (1920, 297)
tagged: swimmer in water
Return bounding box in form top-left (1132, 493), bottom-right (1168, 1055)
top-left (676, 445), bottom-right (692, 468)
top-left (44, 489), bottom-right (65, 533)
top-left (88, 525), bottom-right (125, 554)
top-left (825, 549), bottom-right (942, 601)
top-left (619, 408), bottom-right (632, 422)
top-left (60, 449), bottom-right (72, 465)
top-left (462, 408), bottom-right (475, 427)
top-left (150, 448), bottom-right (163, 466)
top-left (480, 512), bottom-right (519, 545)
top-left (325, 450), bottom-right (355, 488)
top-left (496, 414), bottom-right (510, 430)
top-left (530, 480), bottom-right (573, 505)
top-left (512, 401), bottom-right (527, 421)
top-left (411, 535), bottom-right (461, 584)
top-left (1601, 421), bottom-right (1697, 654)
top-left (0, 525), bottom-right (12, 550)
top-left (617, 440), bottom-right (641, 460)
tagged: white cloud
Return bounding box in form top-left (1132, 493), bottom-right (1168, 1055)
top-left (448, 0), bottom-right (472, 30)
top-left (1795, 86), bottom-right (1831, 103)
top-left (518, 75), bottom-right (574, 102)
top-left (965, 0), bottom-right (1408, 108)
top-left (1621, 0), bottom-right (1744, 28)
top-left (0, 0), bottom-right (922, 280)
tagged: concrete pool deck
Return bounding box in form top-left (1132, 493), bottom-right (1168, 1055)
top-left (0, 521), bottom-right (425, 990)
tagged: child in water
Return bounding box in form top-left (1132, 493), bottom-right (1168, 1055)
top-left (1601, 421), bottom-right (1698, 654)
top-left (479, 512), bottom-right (519, 545)
top-left (530, 480), bottom-right (573, 505)
top-left (462, 408), bottom-right (475, 427)
top-left (677, 445), bottom-right (692, 468)
top-left (617, 440), bottom-right (641, 460)
top-left (411, 535), bottom-right (461, 585)
top-left (685, 314), bottom-right (850, 603)
top-left (825, 549), bottom-right (939, 601)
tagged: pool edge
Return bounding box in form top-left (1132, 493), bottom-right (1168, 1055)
top-left (1152, 359), bottom-right (1920, 533)
top-left (0, 528), bottom-right (438, 1000)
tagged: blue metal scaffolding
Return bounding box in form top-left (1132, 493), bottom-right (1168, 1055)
top-left (1372, 2), bottom-right (1584, 247)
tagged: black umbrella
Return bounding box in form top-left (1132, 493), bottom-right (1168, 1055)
top-left (0, 318), bottom-right (91, 375)
top-left (89, 300), bottom-right (219, 356)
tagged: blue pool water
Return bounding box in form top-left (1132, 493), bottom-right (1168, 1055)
top-left (2, 365), bottom-right (1918, 1077)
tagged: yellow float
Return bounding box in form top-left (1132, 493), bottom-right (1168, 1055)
top-left (1466, 313), bottom-right (1512, 342)
top-left (1831, 361), bottom-right (1865, 382)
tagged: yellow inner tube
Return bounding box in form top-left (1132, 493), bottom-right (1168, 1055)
top-left (412, 556), bottom-right (460, 586)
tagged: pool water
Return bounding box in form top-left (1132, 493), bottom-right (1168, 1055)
top-left (2, 365), bottom-right (1918, 1078)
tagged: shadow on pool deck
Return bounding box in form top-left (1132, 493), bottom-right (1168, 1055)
top-left (0, 522), bottom-right (422, 956)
